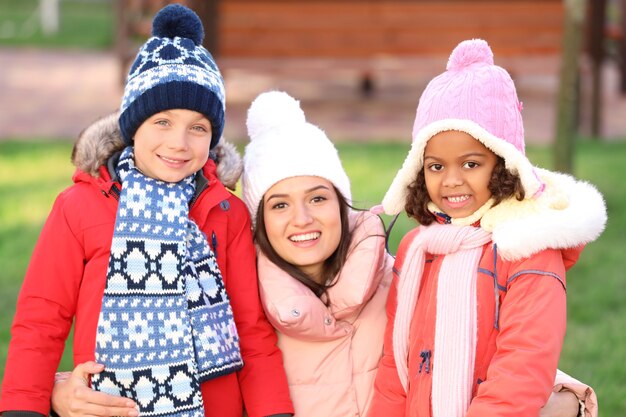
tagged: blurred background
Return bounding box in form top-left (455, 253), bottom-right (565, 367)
top-left (2, 0), bottom-right (626, 143)
top-left (1, 0), bottom-right (625, 414)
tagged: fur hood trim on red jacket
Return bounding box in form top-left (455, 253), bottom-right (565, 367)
top-left (481, 168), bottom-right (607, 261)
top-left (71, 112), bottom-right (243, 190)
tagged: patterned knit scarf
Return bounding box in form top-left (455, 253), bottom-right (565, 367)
top-left (393, 223), bottom-right (492, 417)
top-left (92, 147), bottom-right (243, 417)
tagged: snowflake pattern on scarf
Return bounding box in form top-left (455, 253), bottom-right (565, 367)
top-left (93, 147), bottom-right (242, 417)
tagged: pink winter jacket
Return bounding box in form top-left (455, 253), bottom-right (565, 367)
top-left (257, 211), bottom-right (393, 417)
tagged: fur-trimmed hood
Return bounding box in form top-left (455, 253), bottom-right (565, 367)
top-left (481, 168), bottom-right (607, 261)
top-left (71, 112), bottom-right (243, 190)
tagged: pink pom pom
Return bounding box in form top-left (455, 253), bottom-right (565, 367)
top-left (446, 39), bottom-right (494, 71)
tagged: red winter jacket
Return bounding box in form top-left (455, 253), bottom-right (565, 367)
top-left (369, 169), bottom-right (606, 417)
top-left (0, 114), bottom-right (293, 417)
top-left (369, 229), bottom-right (572, 417)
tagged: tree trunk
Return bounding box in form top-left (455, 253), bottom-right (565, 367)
top-left (554, 0), bottom-right (587, 173)
top-left (191, 0), bottom-right (220, 57)
top-left (588, 0), bottom-right (607, 137)
top-left (621, 0), bottom-right (626, 94)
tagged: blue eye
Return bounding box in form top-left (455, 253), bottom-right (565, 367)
top-left (192, 125), bottom-right (208, 132)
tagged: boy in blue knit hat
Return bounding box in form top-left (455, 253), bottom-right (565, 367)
top-left (0, 5), bottom-right (294, 417)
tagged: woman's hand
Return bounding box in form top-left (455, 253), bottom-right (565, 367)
top-left (540, 390), bottom-right (581, 417)
top-left (51, 361), bottom-right (138, 417)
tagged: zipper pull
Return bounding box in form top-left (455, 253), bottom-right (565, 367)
top-left (418, 350), bottom-right (431, 374)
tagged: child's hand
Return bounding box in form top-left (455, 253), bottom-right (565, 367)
top-left (51, 361), bottom-right (139, 417)
top-left (539, 390), bottom-right (581, 417)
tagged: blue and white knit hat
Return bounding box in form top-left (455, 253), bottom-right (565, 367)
top-left (119, 4), bottom-right (225, 148)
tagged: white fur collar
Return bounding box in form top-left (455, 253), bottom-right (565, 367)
top-left (480, 168), bottom-right (607, 261)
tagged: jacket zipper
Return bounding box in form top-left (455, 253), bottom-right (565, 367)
top-left (189, 181), bottom-right (208, 208)
top-left (109, 184), bottom-right (121, 200)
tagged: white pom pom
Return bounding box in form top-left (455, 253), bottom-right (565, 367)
top-left (246, 91), bottom-right (306, 140)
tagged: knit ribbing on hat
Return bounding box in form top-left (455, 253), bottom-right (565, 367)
top-left (381, 39), bottom-right (545, 215)
top-left (241, 91), bottom-right (351, 225)
top-left (119, 5), bottom-right (225, 148)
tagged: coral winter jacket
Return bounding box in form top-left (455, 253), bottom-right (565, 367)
top-left (368, 169), bottom-right (606, 417)
top-left (0, 114), bottom-right (293, 417)
top-left (371, 231), bottom-right (571, 417)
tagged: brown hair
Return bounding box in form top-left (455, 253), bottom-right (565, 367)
top-left (255, 186), bottom-right (354, 299)
top-left (405, 156), bottom-right (525, 225)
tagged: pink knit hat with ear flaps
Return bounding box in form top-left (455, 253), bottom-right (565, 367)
top-left (382, 39), bottom-right (545, 215)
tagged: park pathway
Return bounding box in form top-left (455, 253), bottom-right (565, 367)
top-left (2, 47), bottom-right (626, 143)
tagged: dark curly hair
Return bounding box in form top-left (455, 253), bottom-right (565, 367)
top-left (405, 156), bottom-right (525, 225)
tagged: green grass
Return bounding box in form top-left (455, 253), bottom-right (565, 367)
top-left (1, 139), bottom-right (625, 414)
top-left (0, 0), bottom-right (114, 49)
top-left (0, 140), bottom-right (76, 379)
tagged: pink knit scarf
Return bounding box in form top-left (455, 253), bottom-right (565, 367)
top-left (393, 223), bottom-right (492, 417)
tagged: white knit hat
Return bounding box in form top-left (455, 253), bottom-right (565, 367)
top-left (241, 91), bottom-right (351, 224)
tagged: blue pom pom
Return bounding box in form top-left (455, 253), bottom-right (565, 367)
top-left (152, 4), bottom-right (204, 45)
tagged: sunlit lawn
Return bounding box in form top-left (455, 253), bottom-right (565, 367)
top-left (0, 0), bottom-right (113, 49)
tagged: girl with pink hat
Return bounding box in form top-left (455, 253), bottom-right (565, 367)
top-left (368, 39), bottom-right (606, 417)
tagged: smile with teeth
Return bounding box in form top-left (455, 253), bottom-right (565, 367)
top-left (446, 195), bottom-right (470, 203)
top-left (160, 155), bottom-right (187, 164)
top-left (289, 232), bottom-right (321, 242)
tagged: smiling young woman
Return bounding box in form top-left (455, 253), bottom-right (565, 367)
top-left (240, 91), bottom-right (393, 417)
top-left (261, 176), bottom-right (343, 285)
